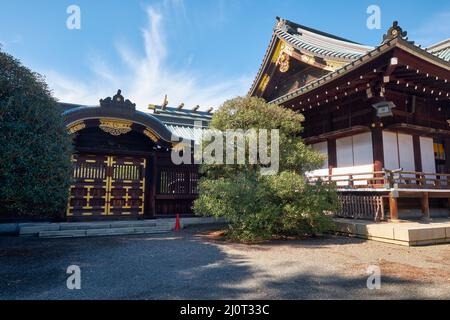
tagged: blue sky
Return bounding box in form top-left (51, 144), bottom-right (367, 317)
top-left (0, 0), bottom-right (449, 110)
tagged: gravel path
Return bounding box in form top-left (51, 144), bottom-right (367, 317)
top-left (1, 225), bottom-right (449, 299)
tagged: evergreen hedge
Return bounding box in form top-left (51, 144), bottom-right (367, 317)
top-left (0, 49), bottom-right (73, 219)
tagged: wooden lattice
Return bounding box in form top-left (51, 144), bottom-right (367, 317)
top-left (336, 194), bottom-right (385, 221)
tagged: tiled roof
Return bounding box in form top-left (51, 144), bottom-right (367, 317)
top-left (433, 48), bottom-right (450, 62)
top-left (275, 19), bottom-right (373, 60)
top-left (248, 17), bottom-right (373, 96)
top-left (428, 39), bottom-right (450, 62)
top-left (164, 124), bottom-right (205, 142)
top-left (271, 36), bottom-right (450, 105)
top-left (152, 106), bottom-right (212, 143)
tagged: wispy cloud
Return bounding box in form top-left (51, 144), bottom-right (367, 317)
top-left (0, 34), bottom-right (23, 48)
top-left (410, 11), bottom-right (450, 47)
top-left (44, 2), bottom-right (251, 111)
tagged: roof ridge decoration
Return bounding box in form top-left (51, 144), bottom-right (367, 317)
top-left (100, 89), bottom-right (136, 110)
top-left (382, 21), bottom-right (412, 44)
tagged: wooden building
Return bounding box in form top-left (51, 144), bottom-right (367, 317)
top-left (62, 90), bottom-right (211, 221)
top-left (250, 18), bottom-right (450, 221)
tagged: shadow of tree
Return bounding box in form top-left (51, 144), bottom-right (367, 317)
top-left (0, 232), bottom-right (445, 300)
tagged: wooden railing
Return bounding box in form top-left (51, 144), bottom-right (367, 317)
top-left (387, 171), bottom-right (450, 189)
top-left (308, 170), bottom-right (450, 190)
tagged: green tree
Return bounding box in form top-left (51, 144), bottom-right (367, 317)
top-left (0, 49), bottom-right (73, 219)
top-left (194, 96), bottom-right (338, 242)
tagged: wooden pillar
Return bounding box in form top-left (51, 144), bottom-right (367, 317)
top-left (372, 126), bottom-right (384, 187)
top-left (389, 192), bottom-right (399, 221)
top-left (412, 135), bottom-right (423, 172)
top-left (371, 126), bottom-right (384, 172)
top-left (327, 139), bottom-right (337, 175)
top-left (444, 138), bottom-right (450, 174)
top-left (150, 154), bottom-right (158, 217)
top-left (421, 192), bottom-right (430, 221)
top-left (447, 198), bottom-right (450, 218)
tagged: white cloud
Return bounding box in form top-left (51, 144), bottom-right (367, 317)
top-left (410, 11), bottom-right (450, 47)
top-left (44, 2), bottom-right (251, 111)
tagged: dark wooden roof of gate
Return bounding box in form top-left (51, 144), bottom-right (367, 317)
top-left (62, 90), bottom-right (178, 142)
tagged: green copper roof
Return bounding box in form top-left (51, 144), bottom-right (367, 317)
top-left (433, 47), bottom-right (450, 62)
top-left (275, 18), bottom-right (373, 61)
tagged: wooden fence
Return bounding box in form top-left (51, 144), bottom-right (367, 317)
top-left (336, 194), bottom-right (385, 221)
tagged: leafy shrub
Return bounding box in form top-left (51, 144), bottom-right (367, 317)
top-left (194, 96), bottom-right (338, 242)
top-left (0, 49), bottom-right (73, 218)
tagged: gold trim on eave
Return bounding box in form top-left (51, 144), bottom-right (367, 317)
top-left (258, 74), bottom-right (270, 92)
top-left (143, 129), bottom-right (160, 142)
top-left (99, 119), bottom-right (133, 136)
top-left (68, 121), bottom-right (86, 134)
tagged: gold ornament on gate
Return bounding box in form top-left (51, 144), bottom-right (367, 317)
top-left (99, 119), bottom-right (133, 136)
top-left (67, 121), bottom-right (86, 134)
top-left (143, 129), bottom-right (159, 142)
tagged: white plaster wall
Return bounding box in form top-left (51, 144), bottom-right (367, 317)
top-left (420, 137), bottom-right (436, 174)
top-left (383, 131), bottom-right (400, 170)
top-left (353, 132), bottom-right (373, 166)
top-left (311, 141), bottom-right (328, 169)
top-left (398, 133), bottom-right (415, 171)
top-left (336, 136), bottom-right (354, 167)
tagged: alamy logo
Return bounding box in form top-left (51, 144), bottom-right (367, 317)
top-left (366, 265), bottom-right (381, 290)
top-left (66, 265), bottom-right (81, 290)
top-left (66, 5), bottom-right (81, 30)
top-left (366, 5), bottom-right (381, 30)
top-left (171, 125), bottom-right (280, 175)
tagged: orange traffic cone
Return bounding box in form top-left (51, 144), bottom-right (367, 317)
top-left (174, 214), bottom-right (181, 231)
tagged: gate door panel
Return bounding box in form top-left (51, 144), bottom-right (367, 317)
top-left (68, 155), bottom-right (146, 218)
top-left (108, 157), bottom-right (146, 216)
top-left (67, 155), bottom-right (108, 217)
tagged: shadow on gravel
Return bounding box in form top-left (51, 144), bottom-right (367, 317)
top-left (0, 231), bottom-right (437, 300)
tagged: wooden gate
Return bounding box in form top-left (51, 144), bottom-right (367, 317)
top-left (67, 154), bottom-right (146, 218)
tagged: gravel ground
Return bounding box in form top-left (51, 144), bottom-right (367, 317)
top-left (1, 225), bottom-right (449, 300)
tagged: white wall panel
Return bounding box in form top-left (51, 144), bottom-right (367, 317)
top-left (336, 136), bottom-right (354, 167)
top-left (311, 141), bottom-right (328, 169)
top-left (352, 132), bottom-right (373, 166)
top-left (420, 137), bottom-right (436, 174)
top-left (398, 133), bottom-right (415, 171)
top-left (383, 131), bottom-right (400, 170)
